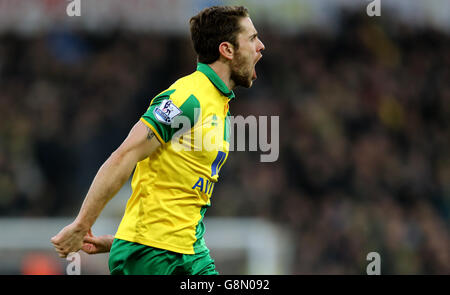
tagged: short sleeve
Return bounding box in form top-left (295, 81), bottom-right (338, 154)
top-left (141, 89), bottom-right (200, 143)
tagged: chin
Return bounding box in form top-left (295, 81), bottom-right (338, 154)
top-left (231, 71), bottom-right (254, 88)
top-left (241, 80), bottom-right (252, 88)
top-left (245, 74), bottom-right (255, 88)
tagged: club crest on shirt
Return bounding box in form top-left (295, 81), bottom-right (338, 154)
top-left (154, 99), bottom-right (182, 124)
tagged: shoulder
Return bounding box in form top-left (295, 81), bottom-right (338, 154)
top-left (159, 72), bottom-right (204, 115)
top-left (167, 71), bottom-right (207, 105)
top-left (146, 73), bottom-right (202, 129)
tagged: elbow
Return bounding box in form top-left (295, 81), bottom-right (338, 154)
top-left (110, 148), bottom-right (128, 164)
top-left (109, 147), bottom-right (140, 167)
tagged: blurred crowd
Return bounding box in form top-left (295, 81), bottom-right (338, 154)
top-left (0, 11), bottom-right (448, 274)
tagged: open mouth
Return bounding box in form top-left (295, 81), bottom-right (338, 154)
top-left (253, 55), bottom-right (262, 80)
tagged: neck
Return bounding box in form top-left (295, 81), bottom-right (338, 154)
top-left (208, 60), bottom-right (235, 90)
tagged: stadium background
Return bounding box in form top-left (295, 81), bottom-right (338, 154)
top-left (0, 0), bottom-right (448, 274)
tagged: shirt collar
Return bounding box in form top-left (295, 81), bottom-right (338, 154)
top-left (197, 62), bottom-right (235, 100)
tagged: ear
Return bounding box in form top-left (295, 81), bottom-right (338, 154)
top-left (218, 41), bottom-right (234, 61)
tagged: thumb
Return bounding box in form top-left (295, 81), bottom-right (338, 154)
top-left (83, 235), bottom-right (97, 244)
top-left (51, 235), bottom-right (59, 244)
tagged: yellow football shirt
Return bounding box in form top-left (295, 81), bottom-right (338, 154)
top-left (115, 63), bottom-right (233, 254)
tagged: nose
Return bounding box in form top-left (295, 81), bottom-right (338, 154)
top-left (257, 38), bottom-right (265, 52)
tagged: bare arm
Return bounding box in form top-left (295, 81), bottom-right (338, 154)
top-left (74, 121), bottom-right (160, 229)
top-left (51, 120), bottom-right (161, 257)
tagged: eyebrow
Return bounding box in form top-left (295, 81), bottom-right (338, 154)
top-left (249, 32), bottom-right (258, 39)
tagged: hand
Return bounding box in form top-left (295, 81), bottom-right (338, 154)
top-left (81, 229), bottom-right (114, 254)
top-left (51, 222), bottom-right (88, 258)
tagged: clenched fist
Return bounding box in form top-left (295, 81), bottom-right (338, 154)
top-left (51, 222), bottom-right (88, 258)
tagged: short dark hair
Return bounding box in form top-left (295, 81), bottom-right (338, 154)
top-left (189, 6), bottom-right (249, 64)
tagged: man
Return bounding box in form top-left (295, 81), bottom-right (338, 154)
top-left (51, 5), bottom-right (265, 275)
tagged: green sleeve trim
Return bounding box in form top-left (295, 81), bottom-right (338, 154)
top-left (141, 91), bottom-right (201, 143)
top-left (140, 118), bottom-right (165, 144)
top-left (141, 91), bottom-right (174, 143)
top-left (148, 89), bottom-right (176, 107)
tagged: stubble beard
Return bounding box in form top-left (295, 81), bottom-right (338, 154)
top-left (230, 50), bottom-right (253, 89)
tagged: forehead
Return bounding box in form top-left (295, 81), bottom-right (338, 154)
top-left (238, 17), bottom-right (257, 36)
